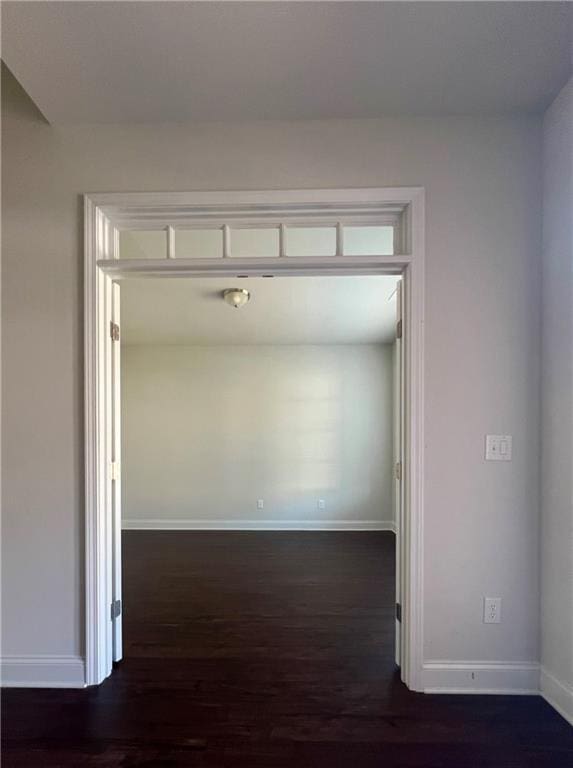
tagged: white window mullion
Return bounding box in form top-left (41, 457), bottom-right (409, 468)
top-left (223, 225), bottom-right (231, 258)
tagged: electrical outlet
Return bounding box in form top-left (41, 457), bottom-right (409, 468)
top-left (483, 597), bottom-right (501, 624)
top-left (485, 435), bottom-right (512, 461)
top-left (257, 499), bottom-right (264, 510)
top-left (317, 499), bottom-right (326, 510)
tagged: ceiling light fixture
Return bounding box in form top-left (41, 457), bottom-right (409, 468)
top-left (223, 288), bottom-right (251, 309)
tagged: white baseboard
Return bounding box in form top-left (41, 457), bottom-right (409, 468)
top-left (121, 520), bottom-right (396, 533)
top-left (122, 519), bottom-right (396, 532)
top-left (540, 667), bottom-right (573, 726)
top-left (1, 655), bottom-right (86, 688)
top-left (423, 661), bottom-right (540, 695)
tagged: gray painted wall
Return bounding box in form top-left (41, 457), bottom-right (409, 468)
top-left (2, 67), bottom-right (541, 668)
top-left (121, 344), bottom-right (394, 529)
top-left (540, 75), bottom-right (573, 718)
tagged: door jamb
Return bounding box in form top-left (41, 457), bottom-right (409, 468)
top-left (84, 187), bottom-right (425, 690)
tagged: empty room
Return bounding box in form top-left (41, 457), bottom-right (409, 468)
top-left (1, 2), bottom-right (572, 766)
top-left (119, 272), bottom-right (401, 673)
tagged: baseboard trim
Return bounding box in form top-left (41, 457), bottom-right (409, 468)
top-left (540, 667), bottom-right (573, 726)
top-left (122, 519), bottom-right (396, 532)
top-left (423, 661), bottom-right (540, 695)
top-left (1, 655), bottom-right (86, 688)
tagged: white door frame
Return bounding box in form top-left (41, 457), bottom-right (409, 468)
top-left (84, 187), bottom-right (425, 690)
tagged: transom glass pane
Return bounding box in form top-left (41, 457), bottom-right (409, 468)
top-left (344, 226), bottom-right (394, 256)
top-left (175, 229), bottom-right (223, 259)
top-left (230, 228), bottom-right (279, 258)
top-left (119, 230), bottom-right (166, 259)
top-left (286, 227), bottom-right (337, 257)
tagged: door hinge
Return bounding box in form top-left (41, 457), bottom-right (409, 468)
top-left (395, 461), bottom-right (402, 481)
top-left (396, 603), bottom-right (402, 622)
top-left (396, 319), bottom-right (402, 340)
top-left (111, 599), bottom-right (122, 621)
top-left (110, 321), bottom-right (120, 342)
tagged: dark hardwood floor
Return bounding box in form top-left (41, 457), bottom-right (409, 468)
top-left (3, 531), bottom-right (572, 766)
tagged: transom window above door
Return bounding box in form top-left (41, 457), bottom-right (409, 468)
top-left (118, 223), bottom-right (396, 260)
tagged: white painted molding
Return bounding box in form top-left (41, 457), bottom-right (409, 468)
top-left (540, 667), bottom-right (573, 726)
top-left (1, 656), bottom-right (86, 689)
top-left (423, 661), bottom-right (540, 695)
top-left (85, 186), bottom-right (425, 689)
top-left (122, 519), bottom-right (396, 532)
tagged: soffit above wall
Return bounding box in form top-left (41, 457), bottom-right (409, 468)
top-left (2, 2), bottom-right (571, 124)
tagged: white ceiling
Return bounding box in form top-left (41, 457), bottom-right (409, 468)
top-left (3, 2), bottom-right (571, 124)
top-left (120, 276), bottom-right (399, 346)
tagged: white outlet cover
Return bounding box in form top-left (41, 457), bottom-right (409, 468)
top-left (485, 435), bottom-right (512, 461)
top-left (257, 499), bottom-right (264, 510)
top-left (483, 597), bottom-right (502, 624)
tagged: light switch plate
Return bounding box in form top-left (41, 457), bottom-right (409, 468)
top-left (485, 435), bottom-right (512, 461)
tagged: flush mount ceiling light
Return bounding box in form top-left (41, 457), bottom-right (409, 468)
top-left (223, 288), bottom-right (251, 309)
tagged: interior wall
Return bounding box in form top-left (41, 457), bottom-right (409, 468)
top-left (121, 344), bottom-right (394, 530)
top-left (1, 66), bottom-right (542, 674)
top-left (540, 75), bottom-right (573, 722)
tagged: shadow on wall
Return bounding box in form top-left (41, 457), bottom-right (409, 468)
top-left (121, 344), bottom-right (395, 526)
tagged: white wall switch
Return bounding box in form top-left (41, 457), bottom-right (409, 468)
top-left (485, 435), bottom-right (512, 461)
top-left (483, 597), bottom-right (502, 624)
top-left (317, 499), bottom-right (326, 510)
top-left (257, 499), bottom-right (264, 510)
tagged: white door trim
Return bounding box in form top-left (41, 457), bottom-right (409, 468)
top-left (84, 187), bottom-right (425, 690)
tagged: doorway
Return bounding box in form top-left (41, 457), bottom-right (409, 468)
top-left (84, 188), bottom-right (425, 690)
top-left (118, 274), bottom-right (402, 668)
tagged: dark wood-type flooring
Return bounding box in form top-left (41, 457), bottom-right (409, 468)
top-left (3, 531), bottom-right (572, 766)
